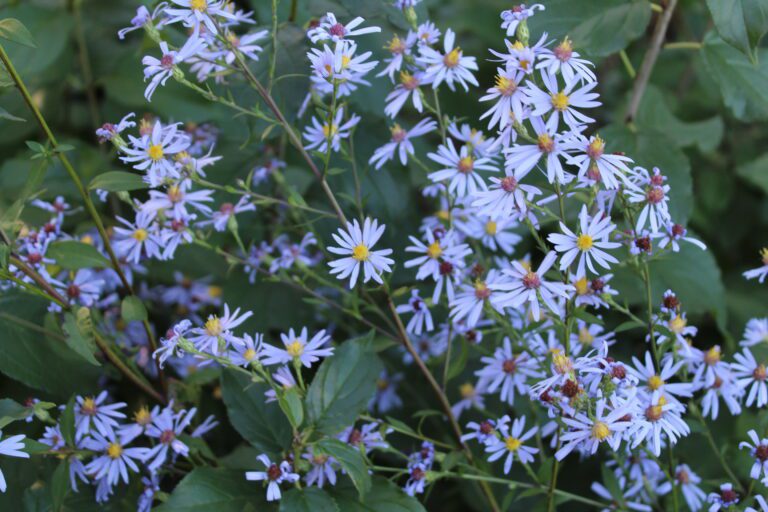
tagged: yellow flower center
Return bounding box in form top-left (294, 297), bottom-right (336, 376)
top-left (81, 235), bottom-right (94, 245)
top-left (190, 0), bottom-right (207, 11)
top-left (551, 91), bottom-right (570, 111)
top-left (574, 277), bottom-right (589, 296)
top-left (147, 144), bottom-right (164, 161)
top-left (669, 315), bottom-right (686, 334)
top-left (133, 406), bottom-right (152, 426)
top-left (436, 209), bottom-right (451, 221)
top-left (132, 228), bottom-right (148, 242)
top-left (577, 234), bottom-right (593, 251)
top-left (443, 47), bottom-right (461, 68)
top-left (204, 316), bottom-right (222, 336)
top-left (591, 421), bottom-right (610, 441)
top-left (427, 241), bottom-right (443, 259)
top-left (243, 348), bottom-right (257, 361)
top-left (485, 220), bottom-right (498, 236)
top-left (340, 55), bottom-right (351, 68)
top-left (704, 346), bottom-right (721, 365)
top-left (457, 156), bottom-right (474, 174)
top-left (587, 136), bottom-right (605, 159)
top-left (551, 349), bottom-right (573, 375)
top-left (386, 35), bottom-right (406, 53)
top-left (399, 71), bottom-right (419, 89)
top-left (322, 124), bottom-right (338, 139)
top-left (648, 375), bottom-right (664, 391)
top-left (208, 285), bottom-right (222, 298)
top-left (578, 326), bottom-right (593, 345)
top-left (505, 437), bottom-right (522, 452)
top-left (107, 442), bottom-right (123, 459)
top-left (459, 382), bottom-right (475, 398)
top-left (537, 133), bottom-right (554, 153)
top-left (352, 244), bottom-right (370, 261)
top-left (495, 74), bottom-right (517, 96)
top-left (761, 247), bottom-right (768, 265)
top-left (287, 340), bottom-right (304, 357)
top-left (81, 397), bottom-right (97, 415)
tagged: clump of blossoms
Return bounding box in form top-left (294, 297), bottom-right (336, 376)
top-left (0, 1), bottom-right (767, 511)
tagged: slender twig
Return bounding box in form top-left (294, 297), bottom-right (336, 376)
top-left (664, 41), bottom-right (701, 50)
top-left (93, 332), bottom-right (165, 403)
top-left (625, 0), bottom-right (679, 122)
top-left (384, 291), bottom-right (500, 512)
top-left (221, 36), bottom-right (347, 224)
top-left (268, 0), bottom-right (279, 93)
top-left (0, 43), bottom-right (166, 393)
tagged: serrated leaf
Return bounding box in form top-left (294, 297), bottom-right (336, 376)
top-left (280, 488), bottom-right (340, 512)
top-left (315, 438), bottom-right (371, 499)
top-left (220, 370), bottom-right (292, 456)
top-left (155, 468), bottom-right (265, 511)
top-left (47, 241), bottom-right (109, 270)
top-left (306, 332), bottom-right (383, 435)
top-left (62, 308), bottom-right (100, 366)
top-left (88, 171), bottom-right (148, 192)
top-left (706, 0), bottom-right (768, 64)
top-left (701, 32), bottom-right (768, 122)
top-left (0, 18), bottom-right (36, 48)
top-left (528, 0), bottom-right (651, 57)
top-left (121, 296), bottom-right (148, 322)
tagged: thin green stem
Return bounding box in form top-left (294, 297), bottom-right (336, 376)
top-left (0, 43), bottom-right (166, 394)
top-left (268, 0), bottom-right (279, 93)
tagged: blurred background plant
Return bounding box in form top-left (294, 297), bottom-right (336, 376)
top-left (0, 0), bottom-right (767, 510)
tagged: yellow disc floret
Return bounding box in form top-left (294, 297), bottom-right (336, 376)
top-left (505, 437), bottom-right (522, 452)
top-left (147, 144), bottom-right (164, 161)
top-left (577, 234), bottom-right (594, 251)
top-left (352, 244), bottom-right (370, 261)
top-left (591, 421), bottom-right (610, 441)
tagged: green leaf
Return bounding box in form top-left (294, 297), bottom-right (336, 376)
top-left (700, 32), bottom-right (768, 121)
top-left (47, 241), bottom-right (109, 270)
top-left (277, 387), bottom-right (304, 429)
top-left (0, 158), bottom-right (48, 228)
top-left (0, 244), bottom-right (9, 270)
top-left (89, 171), bottom-right (148, 192)
top-left (23, 438), bottom-right (51, 455)
top-left (220, 370), bottom-right (292, 455)
top-left (600, 466), bottom-right (626, 506)
top-left (528, 0), bottom-right (652, 56)
top-left (706, 0), bottom-right (768, 63)
top-left (51, 459), bottom-right (70, 511)
top-left (613, 320), bottom-right (645, 333)
top-left (121, 296), bottom-right (148, 322)
top-left (62, 308), bottom-right (100, 366)
top-left (329, 476), bottom-right (426, 512)
top-left (306, 332), bottom-right (383, 435)
top-left (0, 18), bottom-right (35, 48)
top-left (59, 397), bottom-right (75, 446)
top-left (0, 399), bottom-right (29, 428)
top-left (0, 294), bottom-right (100, 398)
top-left (446, 337), bottom-right (469, 381)
top-left (315, 438), bottom-right (371, 499)
top-left (280, 488), bottom-right (339, 512)
top-left (0, 107), bottom-right (25, 122)
top-left (155, 468), bottom-right (265, 512)
top-left (737, 153), bottom-right (768, 194)
top-left (633, 85), bottom-right (724, 153)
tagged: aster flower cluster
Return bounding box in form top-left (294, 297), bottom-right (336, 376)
top-left (34, 392), bottom-right (216, 508)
